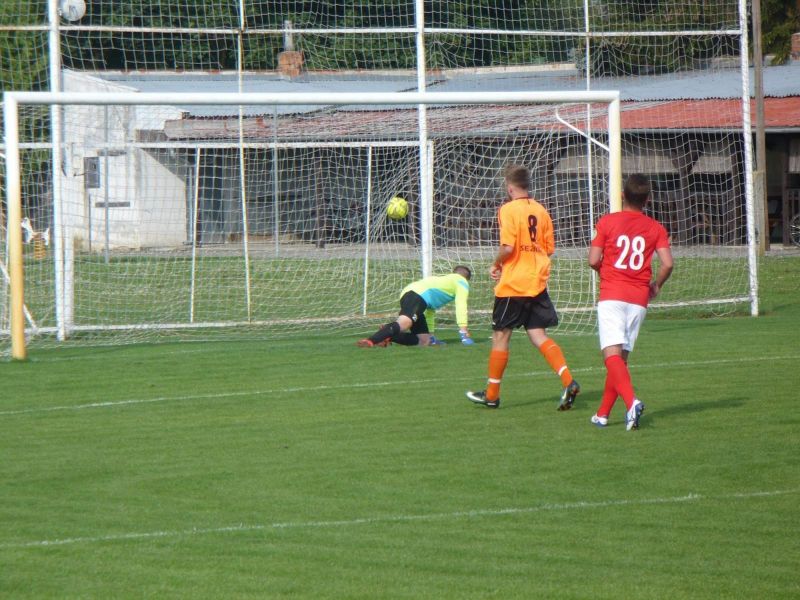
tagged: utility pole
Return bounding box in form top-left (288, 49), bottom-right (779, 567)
top-left (752, 0), bottom-right (768, 251)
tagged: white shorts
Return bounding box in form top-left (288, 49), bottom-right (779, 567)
top-left (597, 300), bottom-right (647, 352)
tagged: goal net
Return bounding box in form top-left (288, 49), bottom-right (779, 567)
top-left (4, 90), bottom-right (629, 355)
top-left (1, 1), bottom-right (759, 357)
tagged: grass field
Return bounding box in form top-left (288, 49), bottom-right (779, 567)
top-left (2, 256), bottom-right (799, 598)
top-left (18, 249), bottom-right (749, 337)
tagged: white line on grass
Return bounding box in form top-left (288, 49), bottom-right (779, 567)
top-left (1, 488), bottom-right (796, 550)
top-left (0, 379), bottom-right (414, 416)
top-left (2, 353), bottom-right (799, 417)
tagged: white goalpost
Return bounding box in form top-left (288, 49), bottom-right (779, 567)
top-left (0, 0), bottom-right (763, 360)
top-left (4, 89), bottom-right (623, 359)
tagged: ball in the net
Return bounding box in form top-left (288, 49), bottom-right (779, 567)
top-left (387, 196), bottom-right (409, 220)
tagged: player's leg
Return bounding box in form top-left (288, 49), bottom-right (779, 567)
top-left (359, 292), bottom-right (424, 347)
top-left (466, 328), bottom-right (511, 407)
top-left (598, 300), bottom-right (646, 429)
top-left (523, 293), bottom-right (579, 410)
top-left (591, 343), bottom-right (629, 426)
top-left (395, 311), bottom-right (429, 346)
top-left (527, 327), bottom-right (573, 386)
top-left (358, 314), bottom-right (413, 347)
top-left (603, 347), bottom-right (636, 409)
top-left (529, 328), bottom-right (580, 410)
top-left (392, 332), bottom-right (420, 345)
top-left (485, 298), bottom-right (516, 402)
top-left (594, 357), bottom-right (620, 425)
top-left (597, 300), bottom-right (634, 408)
top-left (466, 296), bottom-right (516, 407)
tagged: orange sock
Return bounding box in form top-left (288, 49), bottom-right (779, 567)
top-left (539, 339), bottom-right (573, 387)
top-left (486, 349), bottom-right (509, 401)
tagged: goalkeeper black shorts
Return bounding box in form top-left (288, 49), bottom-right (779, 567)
top-left (398, 291), bottom-right (430, 334)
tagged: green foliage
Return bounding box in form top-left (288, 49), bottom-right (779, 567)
top-left (0, 0), bottom-right (45, 26)
top-left (0, 2), bottom-right (48, 93)
top-left (1, 1), bottom-right (786, 78)
top-left (761, 0), bottom-right (800, 64)
top-left (0, 31), bottom-right (49, 92)
top-left (581, 1), bottom-right (740, 76)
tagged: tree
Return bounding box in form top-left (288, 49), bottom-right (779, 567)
top-left (761, 0), bottom-right (800, 64)
top-left (0, 1), bottom-right (48, 95)
top-left (581, 0), bottom-right (739, 76)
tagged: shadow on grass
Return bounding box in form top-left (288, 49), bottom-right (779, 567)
top-left (484, 394), bottom-right (570, 411)
top-left (484, 396), bottom-right (748, 425)
top-left (648, 396), bottom-right (747, 419)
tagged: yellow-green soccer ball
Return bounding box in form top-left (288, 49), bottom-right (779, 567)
top-left (387, 196), bottom-right (409, 220)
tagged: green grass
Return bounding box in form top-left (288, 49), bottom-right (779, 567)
top-left (1, 257), bottom-right (799, 598)
top-left (21, 256), bottom-right (424, 326)
top-left (19, 251), bottom-right (752, 333)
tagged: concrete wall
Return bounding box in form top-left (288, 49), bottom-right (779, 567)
top-left (62, 71), bottom-right (187, 251)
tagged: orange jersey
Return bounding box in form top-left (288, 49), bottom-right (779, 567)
top-left (494, 197), bottom-right (555, 298)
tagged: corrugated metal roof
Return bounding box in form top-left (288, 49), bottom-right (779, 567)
top-left (618, 97), bottom-right (800, 130)
top-left (161, 97), bottom-right (800, 141)
top-left (70, 61), bottom-right (800, 130)
top-left (96, 61), bottom-right (800, 101)
top-left (162, 102), bottom-right (562, 140)
top-left (436, 62), bottom-right (800, 101)
top-left (98, 72), bottom-right (421, 117)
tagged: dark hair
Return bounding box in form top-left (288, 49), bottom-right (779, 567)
top-left (453, 265), bottom-right (472, 280)
top-left (624, 173), bottom-right (651, 208)
top-left (504, 165), bottom-right (531, 191)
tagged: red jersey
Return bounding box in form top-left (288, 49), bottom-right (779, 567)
top-left (591, 210), bottom-right (670, 307)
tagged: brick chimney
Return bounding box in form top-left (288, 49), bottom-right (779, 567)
top-left (277, 20), bottom-right (304, 77)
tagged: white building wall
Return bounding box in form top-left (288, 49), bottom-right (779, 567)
top-left (136, 149), bottom-right (189, 247)
top-left (61, 71), bottom-right (187, 250)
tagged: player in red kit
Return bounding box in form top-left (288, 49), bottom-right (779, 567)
top-left (588, 174), bottom-right (673, 430)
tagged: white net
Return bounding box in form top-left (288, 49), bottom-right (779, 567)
top-left (1, 0), bottom-right (756, 353)
top-left (8, 94), bottom-right (620, 348)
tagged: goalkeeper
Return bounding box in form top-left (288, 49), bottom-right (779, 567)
top-left (357, 266), bottom-right (474, 347)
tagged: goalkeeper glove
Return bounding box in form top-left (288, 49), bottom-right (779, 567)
top-left (459, 331), bottom-right (475, 346)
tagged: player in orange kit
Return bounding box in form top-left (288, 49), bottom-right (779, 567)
top-left (466, 165), bottom-right (579, 410)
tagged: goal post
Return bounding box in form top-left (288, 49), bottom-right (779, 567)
top-left (21, 87), bottom-right (770, 359)
top-left (3, 96), bottom-right (26, 360)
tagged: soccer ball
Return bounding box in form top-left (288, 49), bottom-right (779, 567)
top-left (387, 196), bottom-right (409, 220)
top-left (59, 0), bottom-right (86, 21)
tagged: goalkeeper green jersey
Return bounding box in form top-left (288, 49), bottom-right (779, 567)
top-left (402, 273), bottom-right (470, 328)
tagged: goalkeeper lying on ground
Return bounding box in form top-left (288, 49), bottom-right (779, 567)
top-left (357, 266), bottom-right (474, 347)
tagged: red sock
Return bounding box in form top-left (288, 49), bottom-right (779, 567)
top-left (486, 350), bottom-right (509, 401)
top-left (604, 355), bottom-right (635, 410)
top-left (539, 339), bottom-right (573, 387)
top-left (596, 374), bottom-right (617, 418)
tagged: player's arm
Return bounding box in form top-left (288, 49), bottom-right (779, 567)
top-left (649, 246), bottom-right (674, 299)
top-left (489, 244), bottom-right (513, 281)
top-left (541, 212), bottom-right (555, 256)
top-left (588, 221), bottom-right (605, 271)
top-left (588, 246), bottom-right (603, 272)
top-left (491, 206), bottom-right (515, 280)
top-left (453, 282), bottom-right (474, 345)
top-left (424, 308), bottom-right (436, 333)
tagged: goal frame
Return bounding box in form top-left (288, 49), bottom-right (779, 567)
top-left (4, 89), bottom-right (623, 359)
